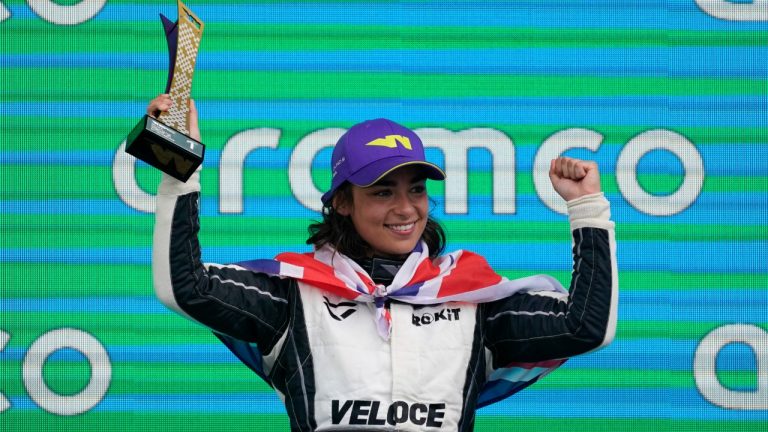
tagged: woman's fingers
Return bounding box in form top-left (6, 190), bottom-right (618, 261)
top-left (147, 94), bottom-right (172, 117)
top-left (554, 157), bottom-right (590, 180)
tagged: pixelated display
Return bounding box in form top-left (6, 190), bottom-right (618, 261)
top-left (1, 1), bottom-right (766, 431)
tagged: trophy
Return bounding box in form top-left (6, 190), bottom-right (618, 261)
top-left (126, 0), bottom-right (205, 182)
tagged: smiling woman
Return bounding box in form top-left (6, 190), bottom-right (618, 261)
top-left (307, 119), bottom-right (446, 260)
top-left (148, 94), bottom-right (618, 431)
top-left (315, 168), bottom-right (434, 259)
top-left (337, 166), bottom-right (431, 258)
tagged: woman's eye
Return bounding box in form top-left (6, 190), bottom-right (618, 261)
top-left (411, 185), bottom-right (426, 194)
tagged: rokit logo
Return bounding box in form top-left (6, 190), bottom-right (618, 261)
top-left (322, 296), bottom-right (357, 321)
top-left (412, 308), bottom-right (461, 326)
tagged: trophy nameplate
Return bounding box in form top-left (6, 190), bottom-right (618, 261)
top-left (126, 0), bottom-right (205, 182)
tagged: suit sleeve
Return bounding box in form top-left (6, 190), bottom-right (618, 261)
top-left (482, 193), bottom-right (618, 366)
top-left (152, 172), bottom-right (292, 354)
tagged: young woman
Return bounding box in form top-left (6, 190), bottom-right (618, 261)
top-left (149, 95), bottom-right (618, 431)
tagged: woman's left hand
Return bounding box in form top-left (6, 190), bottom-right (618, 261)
top-left (548, 157), bottom-right (602, 201)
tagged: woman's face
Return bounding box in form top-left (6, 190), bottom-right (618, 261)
top-left (335, 165), bottom-right (429, 258)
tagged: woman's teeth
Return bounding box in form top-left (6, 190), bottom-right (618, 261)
top-left (388, 223), bottom-right (414, 232)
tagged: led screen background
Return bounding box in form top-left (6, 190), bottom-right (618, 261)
top-left (1, 0), bottom-right (767, 430)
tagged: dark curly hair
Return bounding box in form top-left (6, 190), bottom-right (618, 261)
top-left (306, 183), bottom-right (446, 260)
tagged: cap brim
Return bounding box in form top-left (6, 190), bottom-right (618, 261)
top-left (347, 158), bottom-right (446, 187)
top-left (321, 158), bottom-right (446, 205)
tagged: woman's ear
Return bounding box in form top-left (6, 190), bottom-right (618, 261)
top-left (333, 194), bottom-right (351, 216)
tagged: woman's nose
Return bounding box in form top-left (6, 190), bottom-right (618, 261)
top-left (391, 191), bottom-right (416, 216)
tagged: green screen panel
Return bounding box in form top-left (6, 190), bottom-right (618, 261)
top-left (1, 0), bottom-right (767, 430)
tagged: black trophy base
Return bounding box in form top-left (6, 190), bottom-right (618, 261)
top-left (125, 115), bottom-right (205, 182)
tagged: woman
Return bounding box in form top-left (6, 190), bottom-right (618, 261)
top-left (149, 95), bottom-right (618, 431)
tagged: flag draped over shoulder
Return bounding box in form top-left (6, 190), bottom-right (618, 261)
top-left (216, 241), bottom-right (568, 407)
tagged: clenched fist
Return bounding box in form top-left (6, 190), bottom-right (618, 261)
top-left (549, 157), bottom-right (602, 202)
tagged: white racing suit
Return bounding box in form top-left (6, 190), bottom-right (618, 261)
top-left (153, 173), bottom-right (618, 431)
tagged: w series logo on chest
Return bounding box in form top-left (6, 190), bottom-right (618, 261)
top-left (322, 296), bottom-right (357, 321)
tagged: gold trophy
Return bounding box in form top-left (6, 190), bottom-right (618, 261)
top-left (126, 0), bottom-right (205, 182)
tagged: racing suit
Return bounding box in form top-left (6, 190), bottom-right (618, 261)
top-left (152, 173), bottom-right (618, 431)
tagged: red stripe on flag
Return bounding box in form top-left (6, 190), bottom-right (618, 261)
top-left (356, 271), bottom-right (376, 294)
top-left (275, 252), bottom-right (360, 300)
top-left (407, 258), bottom-right (442, 285)
top-left (437, 251), bottom-right (502, 297)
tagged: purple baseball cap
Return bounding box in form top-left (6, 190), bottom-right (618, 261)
top-left (321, 118), bottom-right (446, 205)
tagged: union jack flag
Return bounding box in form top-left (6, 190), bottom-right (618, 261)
top-left (220, 241), bottom-right (568, 406)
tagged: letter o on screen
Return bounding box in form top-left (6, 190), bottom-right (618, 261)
top-left (27, 0), bottom-right (106, 25)
top-left (22, 328), bottom-right (112, 415)
top-left (616, 129), bottom-right (704, 216)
